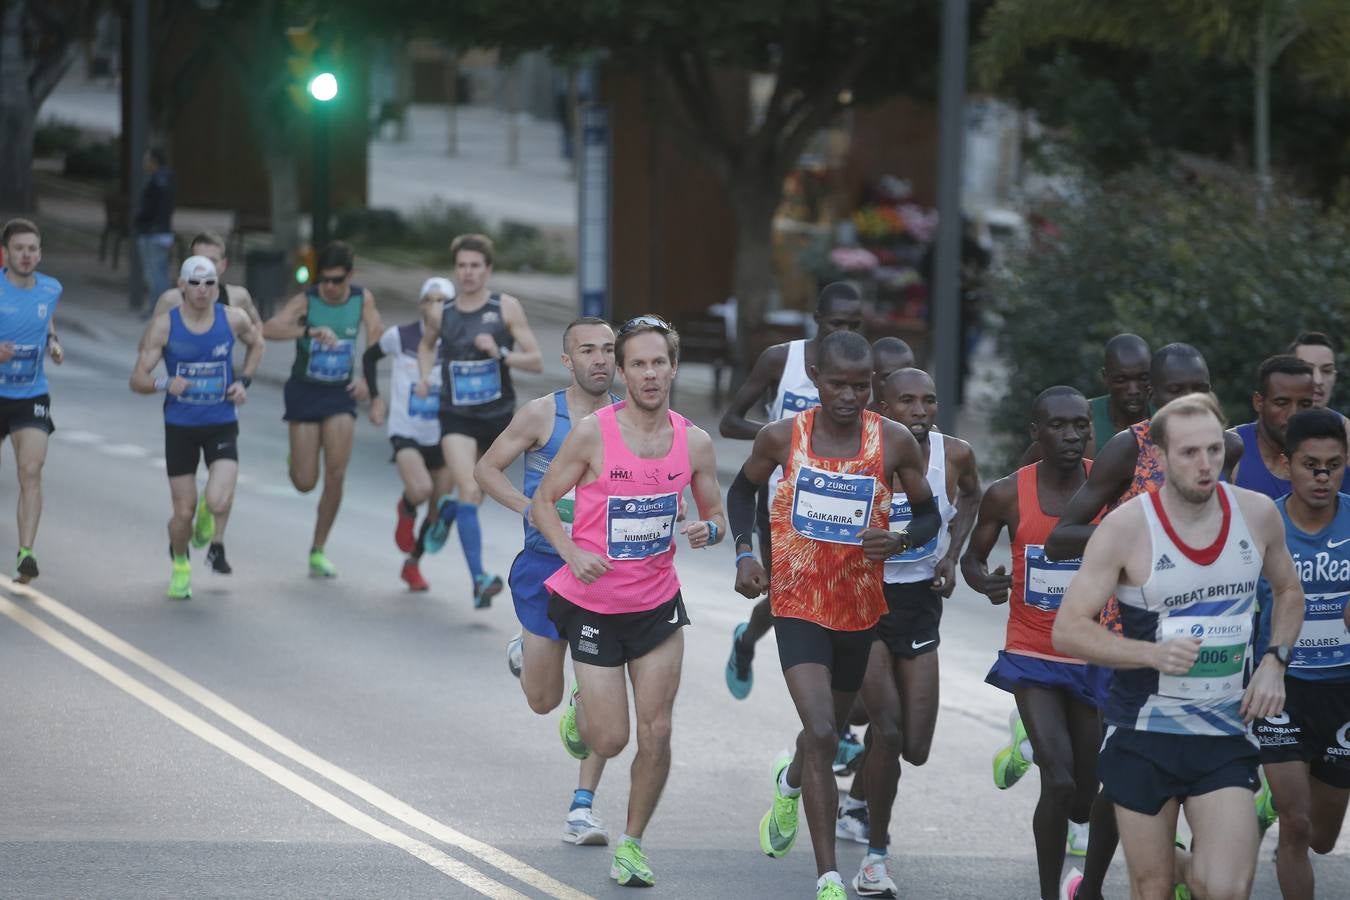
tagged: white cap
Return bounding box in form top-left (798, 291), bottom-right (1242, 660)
top-left (420, 276), bottom-right (455, 300)
top-left (180, 255), bottom-right (218, 281)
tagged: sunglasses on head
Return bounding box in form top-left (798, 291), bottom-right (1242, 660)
top-left (619, 315), bottom-right (672, 336)
top-left (187, 278), bottom-right (217, 286)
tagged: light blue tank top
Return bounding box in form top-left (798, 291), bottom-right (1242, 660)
top-left (0, 270), bottom-right (61, 399)
top-left (163, 306), bottom-right (236, 426)
top-left (1256, 494), bottom-right (1350, 681)
top-left (522, 391), bottom-right (619, 555)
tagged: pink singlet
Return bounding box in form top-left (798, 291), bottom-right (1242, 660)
top-left (544, 404), bottom-right (692, 614)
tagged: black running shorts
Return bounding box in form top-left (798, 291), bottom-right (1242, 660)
top-left (282, 377), bottom-right (356, 422)
top-left (548, 591), bottom-right (689, 667)
top-left (1099, 727), bottom-right (1259, 816)
top-left (0, 393), bottom-right (54, 437)
top-left (164, 421), bottom-right (239, 477)
top-left (774, 615), bottom-right (874, 693)
top-left (876, 580), bottom-right (943, 658)
top-left (439, 409), bottom-right (512, 455)
top-left (1254, 676), bottom-right (1350, 789)
top-left (390, 435), bottom-right (446, 471)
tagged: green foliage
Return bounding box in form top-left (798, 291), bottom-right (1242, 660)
top-left (987, 165), bottom-right (1350, 467)
top-left (33, 119), bottom-right (84, 158)
top-left (334, 202), bottom-right (574, 275)
top-left (62, 139), bottom-right (120, 180)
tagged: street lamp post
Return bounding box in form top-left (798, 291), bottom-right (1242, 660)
top-left (308, 71), bottom-right (338, 251)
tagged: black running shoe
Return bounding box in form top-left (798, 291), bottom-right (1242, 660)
top-left (15, 550), bottom-right (38, 584)
top-left (206, 543), bottom-right (232, 575)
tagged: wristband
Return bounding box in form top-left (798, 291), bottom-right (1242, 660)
top-left (706, 521), bottom-right (719, 545)
top-left (239, 375), bottom-right (252, 389)
top-left (735, 550), bottom-right (756, 566)
top-left (154, 375), bottom-right (168, 392)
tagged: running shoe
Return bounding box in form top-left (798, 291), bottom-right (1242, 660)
top-left (759, 754), bottom-right (799, 858)
top-left (1173, 838), bottom-right (1191, 899)
top-left (190, 495), bottom-right (215, 549)
top-left (1255, 772), bottom-right (1278, 833)
top-left (852, 854), bottom-right (898, 898)
top-left (993, 710), bottom-right (1031, 789)
top-left (1059, 866), bottom-right (1083, 900)
top-left (833, 729), bottom-right (864, 776)
top-left (394, 497), bottom-right (416, 553)
top-left (14, 548), bottom-right (38, 584)
top-left (836, 803), bottom-right (870, 844)
top-left (559, 684), bottom-right (590, 760)
top-left (1067, 820), bottom-right (1089, 857)
top-left (308, 549), bottom-right (338, 579)
top-left (563, 806), bottom-right (609, 846)
top-left (167, 557), bottom-right (192, 600)
top-left (205, 543), bottom-right (232, 575)
top-left (400, 560), bottom-right (429, 592)
top-left (473, 573), bottom-right (503, 609)
top-left (725, 622), bottom-right (754, 700)
top-left (422, 496), bottom-right (457, 554)
top-left (506, 633), bottom-right (523, 678)
top-left (610, 837), bottom-right (654, 887)
top-left (817, 880), bottom-right (847, 900)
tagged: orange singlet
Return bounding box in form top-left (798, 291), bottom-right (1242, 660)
top-left (770, 407), bottom-right (892, 632)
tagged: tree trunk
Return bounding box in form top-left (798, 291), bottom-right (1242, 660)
top-left (262, 141), bottom-right (300, 254)
top-left (1253, 7), bottom-right (1272, 210)
top-left (0, 1), bottom-right (36, 211)
top-left (727, 179), bottom-right (782, 381)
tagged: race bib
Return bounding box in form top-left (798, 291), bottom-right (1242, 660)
top-left (0, 343), bottom-right (40, 385)
top-left (888, 496), bottom-right (938, 562)
top-left (790, 465), bottom-right (877, 545)
top-left (606, 492), bottom-right (677, 560)
top-left (780, 389), bottom-right (819, 416)
top-left (306, 339), bottom-right (353, 382)
top-left (557, 488), bottom-right (576, 538)
top-left (174, 360), bottom-right (227, 405)
top-left (449, 358), bottom-right (502, 406)
top-left (1023, 545), bottom-right (1082, 612)
top-left (1157, 615), bottom-right (1251, 699)
top-left (407, 390), bottom-right (440, 420)
top-left (1292, 591), bottom-right (1350, 669)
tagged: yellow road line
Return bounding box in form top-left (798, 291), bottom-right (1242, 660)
top-left (0, 593), bottom-right (525, 899)
top-left (1, 577), bottom-right (593, 900)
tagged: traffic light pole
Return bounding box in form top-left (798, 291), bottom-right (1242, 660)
top-left (311, 101), bottom-right (330, 251)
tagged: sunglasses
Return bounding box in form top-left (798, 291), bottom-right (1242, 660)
top-left (318, 274), bottom-right (349, 285)
top-left (619, 315), bottom-right (672, 336)
top-left (187, 279), bottom-right (217, 286)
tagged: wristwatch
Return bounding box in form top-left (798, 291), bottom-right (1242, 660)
top-left (1263, 645), bottom-right (1292, 667)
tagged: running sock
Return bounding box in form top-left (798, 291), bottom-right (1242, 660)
top-left (570, 789), bottom-right (595, 811)
top-left (1020, 739), bottom-right (1034, 762)
top-left (867, 845), bottom-right (888, 859)
top-left (437, 493), bottom-right (460, 527)
top-left (173, 553), bottom-right (189, 564)
top-left (842, 796), bottom-right (867, 813)
top-left (778, 764), bottom-right (801, 798)
top-left (17, 546), bottom-right (31, 556)
top-left (412, 516), bottom-right (435, 561)
top-left (457, 503), bottom-right (484, 579)
top-left (401, 495), bottom-right (417, 516)
top-left (817, 872), bottom-right (844, 890)
top-left (620, 833), bottom-right (641, 849)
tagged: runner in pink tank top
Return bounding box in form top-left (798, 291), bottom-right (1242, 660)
top-left (528, 317), bottom-right (726, 887)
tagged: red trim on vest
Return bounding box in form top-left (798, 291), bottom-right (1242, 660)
top-left (1149, 487), bottom-right (1231, 566)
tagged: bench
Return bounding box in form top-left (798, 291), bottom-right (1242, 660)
top-left (676, 312), bottom-right (732, 408)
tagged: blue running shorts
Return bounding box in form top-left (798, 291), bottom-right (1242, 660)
top-left (509, 548), bottom-right (565, 640)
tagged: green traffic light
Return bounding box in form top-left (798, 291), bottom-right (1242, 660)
top-left (308, 72), bottom-right (338, 102)
top-left (295, 264), bottom-right (311, 284)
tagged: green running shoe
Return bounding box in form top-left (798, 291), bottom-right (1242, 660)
top-left (308, 549), bottom-right (338, 579)
top-left (759, 754), bottom-right (799, 858)
top-left (817, 879), bottom-right (847, 900)
top-left (1255, 773), bottom-right (1278, 833)
top-left (609, 838), bottom-right (654, 887)
top-left (190, 495), bottom-right (215, 549)
top-left (559, 684), bottom-right (590, 760)
top-left (167, 557), bottom-right (192, 600)
top-left (14, 548), bottom-right (38, 584)
top-left (993, 710), bottom-right (1031, 789)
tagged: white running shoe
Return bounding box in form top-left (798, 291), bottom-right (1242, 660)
top-left (835, 804), bottom-right (870, 844)
top-left (562, 806), bottom-right (609, 846)
top-left (1067, 820), bottom-right (1089, 857)
top-left (852, 854), bottom-right (898, 899)
top-left (506, 633), bottom-right (523, 678)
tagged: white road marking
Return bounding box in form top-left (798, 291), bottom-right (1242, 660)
top-left (102, 443), bottom-right (150, 458)
top-left (1, 577), bottom-right (593, 900)
top-left (0, 592), bottom-right (527, 899)
top-left (55, 429), bottom-right (103, 445)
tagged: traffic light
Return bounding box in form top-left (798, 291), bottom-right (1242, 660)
top-left (285, 24), bottom-right (318, 110)
top-left (308, 71), bottom-right (338, 102)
